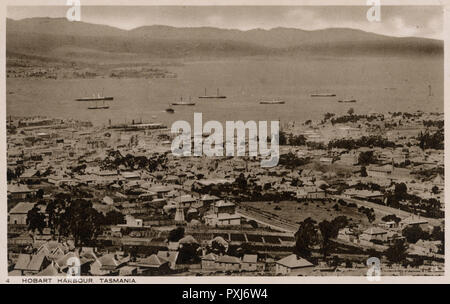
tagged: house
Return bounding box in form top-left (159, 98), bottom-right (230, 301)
top-left (132, 254), bottom-right (171, 275)
top-left (36, 240), bottom-right (70, 260)
top-left (201, 253), bottom-right (218, 270)
top-left (90, 253), bottom-right (129, 276)
top-left (386, 231), bottom-right (405, 245)
top-left (205, 213), bottom-right (241, 227)
top-left (36, 261), bottom-right (62, 276)
top-left (205, 201), bottom-right (241, 227)
top-left (55, 251), bottom-right (92, 275)
top-left (164, 175), bottom-right (180, 184)
top-left (275, 254), bottom-right (314, 276)
top-left (157, 251), bottom-right (179, 270)
top-left (319, 157), bottom-right (334, 164)
top-left (19, 169), bottom-right (40, 183)
top-left (296, 186), bottom-right (326, 200)
top-left (179, 194), bottom-right (197, 208)
top-left (213, 201), bottom-right (236, 214)
top-left (215, 255), bottom-right (242, 272)
top-left (337, 228), bottom-right (358, 243)
top-left (366, 165), bottom-right (393, 178)
top-left (241, 254), bottom-right (258, 272)
top-left (118, 265), bottom-right (138, 276)
top-left (201, 194), bottom-right (220, 208)
top-left (400, 215), bottom-right (429, 230)
top-left (148, 186), bottom-right (172, 198)
top-left (8, 202), bottom-right (35, 225)
top-left (359, 227), bottom-right (388, 243)
top-left (342, 189), bottom-right (384, 201)
top-left (338, 153), bottom-right (358, 166)
top-left (408, 240), bottom-right (441, 256)
top-left (379, 221), bottom-right (399, 229)
top-left (121, 171), bottom-right (141, 180)
top-left (102, 196), bottom-right (115, 205)
top-left (14, 253), bottom-right (51, 276)
top-left (122, 215), bottom-right (143, 228)
top-left (8, 183), bottom-right (36, 200)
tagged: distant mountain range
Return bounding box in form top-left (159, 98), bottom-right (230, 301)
top-left (6, 17), bottom-right (443, 60)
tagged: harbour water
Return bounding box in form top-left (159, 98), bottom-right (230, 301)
top-left (7, 57), bottom-right (443, 126)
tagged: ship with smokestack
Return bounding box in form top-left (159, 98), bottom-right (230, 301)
top-left (259, 98), bottom-right (285, 104)
top-left (171, 96), bottom-right (196, 106)
top-left (310, 93), bottom-right (336, 97)
top-left (76, 89), bottom-right (114, 101)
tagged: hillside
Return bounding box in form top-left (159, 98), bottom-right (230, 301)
top-left (6, 17), bottom-right (443, 62)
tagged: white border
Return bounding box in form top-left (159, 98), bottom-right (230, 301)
top-left (1, 0), bottom-right (449, 284)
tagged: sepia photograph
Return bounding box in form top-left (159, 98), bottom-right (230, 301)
top-left (2, 1), bottom-right (446, 283)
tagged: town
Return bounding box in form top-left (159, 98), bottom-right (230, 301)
top-left (7, 109), bottom-right (444, 276)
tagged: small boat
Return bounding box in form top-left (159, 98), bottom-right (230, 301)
top-left (338, 99), bottom-right (357, 103)
top-left (166, 107), bottom-right (175, 113)
top-left (259, 99), bottom-right (285, 105)
top-left (198, 88), bottom-right (227, 99)
top-left (311, 93), bottom-right (336, 97)
top-left (171, 97), bottom-right (195, 106)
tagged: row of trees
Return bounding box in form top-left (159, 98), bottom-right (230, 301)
top-left (385, 183), bottom-right (443, 218)
top-left (328, 135), bottom-right (396, 150)
top-left (26, 193), bottom-right (125, 246)
top-left (294, 216), bottom-right (349, 259)
top-left (418, 130), bottom-right (444, 150)
top-left (101, 150), bottom-right (169, 172)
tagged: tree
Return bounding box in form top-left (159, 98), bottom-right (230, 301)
top-left (236, 173), bottom-right (247, 190)
top-left (294, 218), bottom-right (318, 259)
top-left (279, 130), bottom-right (288, 145)
top-left (402, 226), bottom-right (429, 244)
top-left (332, 216), bottom-right (349, 229)
top-left (26, 206), bottom-right (46, 234)
top-left (45, 193), bottom-right (72, 237)
top-left (431, 186), bottom-right (440, 194)
top-left (103, 210), bottom-right (125, 225)
top-left (381, 214), bottom-right (401, 223)
top-left (248, 220), bottom-right (258, 229)
top-left (63, 199), bottom-right (104, 246)
top-left (366, 209), bottom-right (376, 223)
top-left (358, 151), bottom-right (376, 166)
top-left (168, 227), bottom-right (185, 242)
top-left (385, 239), bottom-right (408, 265)
top-left (431, 226), bottom-right (444, 242)
top-left (179, 242), bottom-right (201, 264)
top-left (394, 183), bottom-right (408, 201)
top-left (347, 108), bottom-right (355, 116)
top-left (238, 242), bottom-right (256, 257)
top-left (36, 189), bottom-right (44, 199)
top-left (209, 237), bottom-right (229, 255)
top-left (318, 220), bottom-right (339, 258)
top-left (361, 166), bottom-right (368, 177)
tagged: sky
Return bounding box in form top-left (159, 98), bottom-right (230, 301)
top-left (7, 5), bottom-right (444, 40)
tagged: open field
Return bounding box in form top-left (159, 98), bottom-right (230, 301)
top-left (240, 199), bottom-right (373, 229)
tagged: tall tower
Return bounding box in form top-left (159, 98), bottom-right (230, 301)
top-left (174, 202), bottom-right (185, 225)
